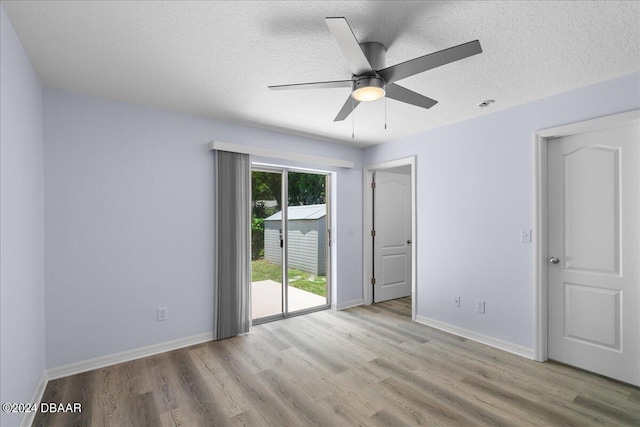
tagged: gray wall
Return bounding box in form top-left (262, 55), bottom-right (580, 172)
top-left (43, 88), bottom-right (363, 368)
top-left (364, 72), bottom-right (640, 351)
top-left (287, 220), bottom-right (319, 275)
top-left (0, 6), bottom-right (46, 427)
top-left (264, 217), bottom-right (326, 275)
top-left (263, 225), bottom-right (282, 265)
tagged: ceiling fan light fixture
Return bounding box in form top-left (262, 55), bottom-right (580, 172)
top-left (352, 76), bottom-right (386, 102)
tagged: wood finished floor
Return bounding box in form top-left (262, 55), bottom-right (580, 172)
top-left (33, 298), bottom-right (640, 426)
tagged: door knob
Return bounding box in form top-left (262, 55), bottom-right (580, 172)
top-left (549, 256), bottom-right (560, 264)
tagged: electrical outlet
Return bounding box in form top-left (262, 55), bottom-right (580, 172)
top-left (476, 300), bottom-right (485, 314)
top-left (157, 307), bottom-right (168, 321)
top-left (453, 296), bottom-right (460, 307)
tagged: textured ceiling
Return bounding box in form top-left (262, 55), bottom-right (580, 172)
top-left (3, 1), bottom-right (639, 147)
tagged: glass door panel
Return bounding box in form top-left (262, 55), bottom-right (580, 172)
top-left (286, 171), bottom-right (329, 313)
top-left (251, 170), bottom-right (283, 321)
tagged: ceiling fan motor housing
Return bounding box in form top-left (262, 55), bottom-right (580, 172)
top-left (359, 42), bottom-right (386, 71)
top-left (353, 76), bottom-right (386, 89)
top-left (353, 76), bottom-right (387, 90)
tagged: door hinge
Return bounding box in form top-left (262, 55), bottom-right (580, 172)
top-left (371, 181), bottom-right (376, 189)
top-left (371, 229), bottom-right (376, 237)
top-left (371, 277), bottom-right (376, 285)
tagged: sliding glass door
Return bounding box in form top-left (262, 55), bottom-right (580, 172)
top-left (251, 167), bottom-right (330, 323)
top-left (286, 171), bottom-right (328, 313)
top-left (250, 170), bottom-right (283, 319)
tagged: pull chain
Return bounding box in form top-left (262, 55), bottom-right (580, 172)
top-left (384, 96), bottom-right (387, 130)
top-left (351, 97), bottom-right (355, 139)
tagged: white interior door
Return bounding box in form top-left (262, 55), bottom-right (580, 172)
top-left (373, 170), bottom-right (412, 302)
top-left (547, 122), bottom-right (639, 386)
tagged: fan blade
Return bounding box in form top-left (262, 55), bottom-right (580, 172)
top-left (269, 80), bottom-right (353, 90)
top-left (334, 95), bottom-right (360, 122)
top-left (325, 17), bottom-right (373, 76)
top-left (385, 83), bottom-right (438, 109)
top-left (378, 40), bottom-right (482, 84)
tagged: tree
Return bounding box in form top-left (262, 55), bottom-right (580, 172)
top-left (288, 172), bottom-right (325, 206)
top-left (251, 171), bottom-right (280, 260)
top-left (252, 171), bottom-right (281, 210)
top-left (251, 171), bottom-right (325, 208)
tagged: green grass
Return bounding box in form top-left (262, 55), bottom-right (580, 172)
top-left (252, 259), bottom-right (326, 297)
top-left (251, 258), bottom-right (281, 282)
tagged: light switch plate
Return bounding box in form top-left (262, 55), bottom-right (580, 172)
top-left (520, 229), bottom-right (532, 243)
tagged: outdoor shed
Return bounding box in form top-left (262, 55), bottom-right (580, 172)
top-left (264, 204), bottom-right (327, 276)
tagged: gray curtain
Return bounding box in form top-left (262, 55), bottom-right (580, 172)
top-left (214, 150), bottom-right (251, 340)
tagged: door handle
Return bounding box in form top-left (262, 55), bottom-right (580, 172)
top-left (549, 256), bottom-right (560, 264)
top-left (407, 240), bottom-right (412, 244)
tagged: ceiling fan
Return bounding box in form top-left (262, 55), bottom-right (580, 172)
top-left (268, 17), bottom-right (482, 122)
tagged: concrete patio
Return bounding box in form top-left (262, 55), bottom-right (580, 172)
top-left (251, 279), bottom-right (327, 319)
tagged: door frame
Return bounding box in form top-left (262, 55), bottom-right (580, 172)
top-left (363, 156), bottom-right (417, 321)
top-left (534, 109), bottom-right (640, 362)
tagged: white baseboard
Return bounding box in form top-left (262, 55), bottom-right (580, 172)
top-left (21, 370), bottom-right (48, 427)
top-left (20, 332), bottom-right (214, 425)
top-left (415, 315), bottom-right (535, 360)
top-left (47, 331), bottom-right (214, 380)
top-left (332, 298), bottom-right (363, 310)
